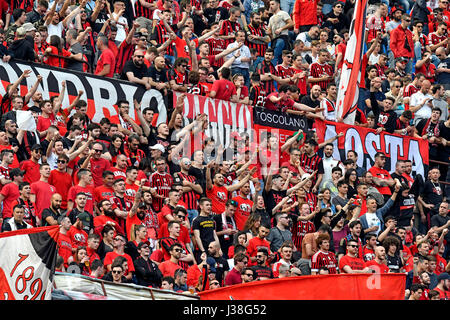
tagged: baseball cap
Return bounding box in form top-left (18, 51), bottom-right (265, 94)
top-left (76, 212), bottom-right (91, 231)
top-left (16, 27), bottom-right (26, 37)
top-left (150, 144), bottom-right (165, 153)
top-left (206, 257), bottom-right (216, 273)
top-left (22, 22), bottom-right (36, 32)
top-left (138, 241), bottom-right (150, 249)
top-left (301, 173), bottom-right (311, 181)
top-left (437, 272), bottom-right (450, 282)
top-left (31, 144), bottom-right (43, 151)
top-left (9, 168), bottom-right (25, 178)
top-left (133, 31), bottom-right (143, 38)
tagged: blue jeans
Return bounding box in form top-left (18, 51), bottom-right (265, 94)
top-left (271, 37), bottom-right (286, 66)
top-left (165, 55), bottom-right (175, 66)
top-left (187, 209), bottom-right (198, 225)
top-left (231, 67), bottom-right (250, 89)
top-left (280, 0), bottom-right (295, 15)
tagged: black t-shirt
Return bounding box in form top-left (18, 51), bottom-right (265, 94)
top-left (431, 214), bottom-right (450, 242)
top-left (188, 166), bottom-right (206, 197)
top-left (300, 95), bottom-right (320, 128)
top-left (203, 7), bottom-right (229, 25)
top-left (41, 208), bottom-right (64, 226)
top-left (211, 255), bottom-right (229, 284)
top-left (88, 11), bottom-right (108, 34)
top-left (263, 189), bottom-right (286, 219)
top-left (148, 66), bottom-right (168, 84)
top-left (120, 60), bottom-right (149, 81)
top-left (192, 215), bottom-right (216, 251)
top-left (422, 180), bottom-right (444, 215)
top-left (251, 265), bottom-right (274, 279)
top-left (386, 253), bottom-right (403, 273)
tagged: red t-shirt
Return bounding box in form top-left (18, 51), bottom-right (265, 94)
top-left (58, 232), bottom-right (73, 267)
top-left (158, 260), bottom-right (182, 277)
top-left (0, 145), bottom-right (19, 168)
top-left (20, 160), bottom-right (41, 184)
top-left (211, 79), bottom-right (236, 101)
top-left (263, 92), bottom-right (296, 112)
top-left (366, 260), bottom-right (390, 273)
top-left (368, 166), bottom-right (392, 196)
top-left (103, 251), bottom-right (135, 274)
top-left (95, 48), bottom-right (116, 77)
top-left (37, 114), bottom-right (57, 134)
top-left (206, 185), bottom-right (228, 215)
top-left (339, 255), bottom-right (367, 272)
top-left (174, 36), bottom-right (199, 61)
top-left (48, 169), bottom-right (73, 210)
top-left (67, 226), bottom-right (88, 249)
top-left (93, 185), bottom-right (115, 204)
top-left (45, 46), bottom-right (72, 68)
top-left (232, 195), bottom-right (253, 231)
top-left (111, 168), bottom-right (127, 181)
top-left (30, 180), bottom-right (57, 218)
top-left (90, 158), bottom-right (111, 187)
top-left (246, 237), bottom-right (271, 267)
top-left (0, 182), bottom-right (19, 219)
top-left (67, 185), bottom-right (95, 214)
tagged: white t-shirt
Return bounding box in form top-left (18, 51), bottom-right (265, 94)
top-left (47, 22), bottom-right (64, 42)
top-left (110, 13), bottom-right (128, 43)
top-left (268, 10), bottom-right (291, 37)
top-left (365, 212), bottom-right (381, 236)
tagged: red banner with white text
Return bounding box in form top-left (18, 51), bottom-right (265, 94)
top-left (199, 274), bottom-right (406, 300)
top-left (314, 120), bottom-right (429, 176)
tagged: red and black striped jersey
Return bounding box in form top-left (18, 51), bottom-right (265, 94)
top-left (167, 68), bottom-right (189, 86)
top-left (249, 84), bottom-right (267, 108)
top-left (403, 83), bottom-right (419, 98)
top-left (206, 37), bottom-right (226, 68)
top-left (10, 0), bottom-right (33, 11)
top-left (174, 172), bottom-right (199, 210)
top-left (291, 220), bottom-right (315, 252)
top-left (275, 64), bottom-right (295, 80)
top-left (191, 0), bottom-right (202, 10)
top-left (111, 195), bottom-right (133, 237)
top-left (134, 0), bottom-right (154, 19)
top-left (418, 34), bottom-right (428, 56)
top-left (299, 153), bottom-right (324, 175)
top-left (256, 60), bottom-right (277, 94)
top-left (187, 83), bottom-right (209, 96)
top-left (309, 62), bottom-right (334, 91)
top-left (311, 250), bottom-right (338, 274)
top-left (305, 191), bottom-right (317, 212)
top-left (151, 22), bottom-right (175, 57)
top-left (219, 19), bottom-right (241, 47)
top-left (150, 171), bottom-right (173, 212)
top-left (246, 24), bottom-right (267, 57)
top-left (159, 237), bottom-right (190, 271)
top-left (114, 41), bottom-right (135, 75)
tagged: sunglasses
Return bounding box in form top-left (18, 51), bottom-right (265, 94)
top-left (348, 244), bottom-right (358, 248)
top-left (210, 281), bottom-right (220, 285)
top-left (173, 248), bottom-right (182, 252)
top-left (114, 237), bottom-right (124, 241)
top-left (94, 149), bottom-right (103, 153)
top-left (57, 160), bottom-right (66, 164)
top-left (177, 215), bottom-right (186, 219)
top-left (180, 65), bottom-right (188, 68)
top-left (244, 273), bottom-right (253, 276)
top-left (135, 55), bottom-right (144, 58)
top-left (112, 270), bottom-right (122, 274)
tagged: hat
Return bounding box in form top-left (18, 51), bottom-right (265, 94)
top-left (9, 168), bottom-right (24, 178)
top-left (22, 22), bottom-right (36, 32)
top-left (395, 57), bottom-right (408, 64)
top-left (230, 131), bottom-right (242, 141)
top-left (137, 241), bottom-right (150, 249)
top-left (16, 27), bottom-right (26, 37)
top-left (206, 257), bottom-right (216, 273)
top-left (374, 152), bottom-right (386, 158)
top-left (150, 144), bottom-right (165, 153)
top-left (391, 7), bottom-right (404, 14)
top-left (437, 272), bottom-right (450, 282)
top-left (133, 32), bottom-right (143, 38)
top-left (31, 144), bottom-right (43, 151)
top-left (76, 212), bottom-right (91, 230)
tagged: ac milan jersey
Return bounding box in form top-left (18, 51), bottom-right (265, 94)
top-left (249, 84), bottom-right (267, 108)
top-left (246, 24), bottom-right (267, 57)
top-left (256, 60), bottom-right (277, 94)
top-left (219, 20), bottom-right (241, 47)
top-left (428, 32), bottom-right (447, 45)
top-left (309, 62), bottom-right (334, 90)
top-left (206, 37), bottom-right (226, 68)
top-left (150, 171), bottom-right (173, 212)
top-left (311, 250), bottom-right (338, 274)
top-left (291, 220), bottom-right (315, 251)
top-left (174, 172), bottom-right (199, 210)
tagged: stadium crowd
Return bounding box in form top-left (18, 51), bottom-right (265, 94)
top-left (0, 0), bottom-right (449, 300)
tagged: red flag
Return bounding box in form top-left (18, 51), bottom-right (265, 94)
top-left (335, 0), bottom-right (369, 124)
